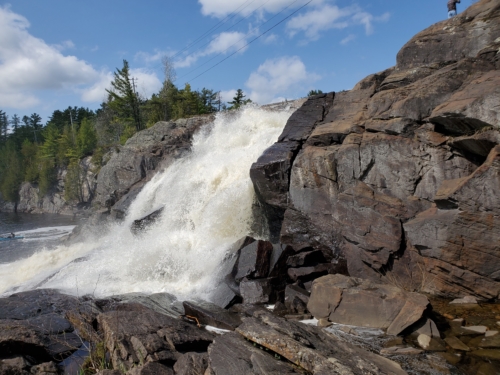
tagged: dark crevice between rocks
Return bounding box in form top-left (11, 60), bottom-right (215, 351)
top-left (359, 158), bottom-right (375, 182)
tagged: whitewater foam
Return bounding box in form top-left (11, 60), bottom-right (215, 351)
top-left (0, 106), bottom-right (292, 299)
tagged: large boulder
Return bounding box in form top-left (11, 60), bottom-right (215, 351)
top-left (307, 275), bottom-right (429, 335)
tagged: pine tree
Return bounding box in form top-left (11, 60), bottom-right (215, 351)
top-left (0, 110), bottom-right (8, 142)
top-left (228, 89), bottom-right (251, 110)
top-left (10, 114), bottom-right (20, 132)
top-left (106, 60), bottom-right (143, 133)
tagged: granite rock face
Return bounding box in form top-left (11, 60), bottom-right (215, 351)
top-left (307, 275), bottom-right (429, 335)
top-left (250, 0), bottom-right (500, 300)
top-left (94, 115), bottom-right (214, 218)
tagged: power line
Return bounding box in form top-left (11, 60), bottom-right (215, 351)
top-left (170, 0), bottom-right (259, 61)
top-left (187, 0), bottom-right (312, 84)
top-left (177, 0), bottom-right (275, 66)
top-left (176, 0), bottom-right (301, 81)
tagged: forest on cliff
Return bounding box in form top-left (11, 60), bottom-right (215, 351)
top-left (0, 59), bottom-right (253, 207)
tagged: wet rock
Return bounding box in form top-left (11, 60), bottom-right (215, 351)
top-left (97, 307), bottom-right (214, 370)
top-left (131, 207), bottom-right (164, 234)
top-left (236, 310), bottom-right (407, 374)
top-left (30, 361), bottom-right (60, 375)
top-left (0, 289), bottom-right (80, 320)
top-left (417, 334), bottom-right (446, 351)
top-left (126, 362), bottom-right (173, 375)
top-left (0, 357), bottom-right (31, 375)
top-left (470, 349), bottom-right (500, 361)
top-left (380, 346), bottom-right (423, 355)
top-left (463, 326), bottom-right (488, 334)
top-left (283, 284), bottom-right (310, 314)
top-left (307, 275), bottom-right (429, 335)
top-left (239, 278), bottom-right (277, 305)
top-left (173, 352), bottom-right (208, 375)
top-left (206, 332), bottom-right (301, 375)
top-left (410, 317), bottom-right (440, 338)
top-left (474, 334), bottom-right (500, 349)
top-left (285, 250), bottom-right (325, 268)
top-left (234, 240), bottom-right (274, 281)
top-left (450, 296), bottom-right (478, 304)
top-left (444, 336), bottom-right (470, 351)
top-left (182, 301), bottom-right (241, 331)
top-left (287, 263), bottom-right (336, 282)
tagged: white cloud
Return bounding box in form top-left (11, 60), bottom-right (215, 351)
top-left (0, 5), bottom-right (100, 109)
top-left (219, 89), bottom-right (237, 103)
top-left (198, 0), bottom-right (316, 18)
top-left (175, 31), bottom-right (248, 68)
top-left (286, 3), bottom-right (390, 41)
top-left (245, 56), bottom-right (320, 104)
top-left (340, 34), bottom-right (356, 45)
top-left (80, 69), bottom-right (162, 103)
top-left (130, 69), bottom-right (163, 98)
top-left (80, 72), bottom-right (113, 103)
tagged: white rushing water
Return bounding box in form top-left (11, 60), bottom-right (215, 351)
top-left (0, 106), bottom-right (292, 299)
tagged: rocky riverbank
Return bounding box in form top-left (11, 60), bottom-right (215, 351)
top-left (1, 238), bottom-right (499, 375)
top-left (1, 0), bottom-right (500, 374)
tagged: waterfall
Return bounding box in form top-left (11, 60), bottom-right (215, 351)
top-left (0, 105), bottom-right (292, 299)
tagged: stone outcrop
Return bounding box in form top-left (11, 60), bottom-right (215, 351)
top-left (94, 115), bottom-right (214, 219)
top-left (307, 274), bottom-right (429, 335)
top-left (250, 0), bottom-right (500, 301)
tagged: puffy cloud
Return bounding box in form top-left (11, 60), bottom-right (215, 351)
top-left (246, 56), bottom-right (320, 104)
top-left (130, 69), bottom-right (163, 98)
top-left (286, 3), bottom-right (390, 40)
top-left (0, 5), bottom-right (100, 108)
top-left (198, 0), bottom-right (315, 18)
top-left (175, 31), bottom-right (248, 68)
top-left (80, 69), bottom-right (162, 103)
top-left (80, 72), bottom-right (113, 103)
top-left (219, 89), bottom-right (237, 103)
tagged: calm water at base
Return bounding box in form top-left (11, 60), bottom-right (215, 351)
top-left (0, 212), bottom-right (82, 264)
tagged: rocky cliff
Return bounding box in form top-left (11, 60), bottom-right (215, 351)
top-left (0, 156), bottom-right (96, 215)
top-left (251, 0), bottom-right (500, 301)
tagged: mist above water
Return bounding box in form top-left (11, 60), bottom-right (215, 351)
top-left (0, 106), bottom-right (292, 299)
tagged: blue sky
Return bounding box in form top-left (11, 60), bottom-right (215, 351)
top-left (0, 0), bottom-right (476, 122)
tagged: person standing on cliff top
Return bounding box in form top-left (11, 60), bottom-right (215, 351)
top-left (448, 0), bottom-right (460, 18)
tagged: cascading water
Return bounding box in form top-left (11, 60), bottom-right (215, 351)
top-left (0, 106), bottom-right (292, 300)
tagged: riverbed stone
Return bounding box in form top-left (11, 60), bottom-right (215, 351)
top-left (182, 301), bottom-right (241, 331)
top-left (172, 352), bottom-right (208, 375)
top-left (307, 275), bottom-right (429, 335)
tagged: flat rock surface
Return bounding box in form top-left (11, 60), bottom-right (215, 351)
top-left (307, 275), bottom-right (429, 335)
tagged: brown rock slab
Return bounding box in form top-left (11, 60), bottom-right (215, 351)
top-left (126, 362), bottom-right (173, 375)
top-left (206, 332), bottom-right (301, 375)
top-left (173, 352), bottom-right (208, 375)
top-left (236, 312), bottom-right (408, 375)
top-left (445, 336), bottom-right (470, 351)
top-left (307, 275), bottom-right (429, 335)
top-left (182, 301), bottom-right (242, 331)
top-left (471, 349), bottom-right (500, 361)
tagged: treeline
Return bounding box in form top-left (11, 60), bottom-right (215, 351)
top-left (0, 59), bottom-right (252, 208)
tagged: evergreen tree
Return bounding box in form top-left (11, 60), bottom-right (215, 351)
top-left (228, 89), bottom-right (251, 110)
top-left (308, 89), bottom-right (323, 97)
top-left (0, 141), bottom-right (23, 208)
top-left (0, 110), bottom-right (8, 142)
top-left (10, 114), bottom-right (20, 132)
top-left (77, 118), bottom-right (97, 156)
top-left (106, 60), bottom-right (143, 133)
